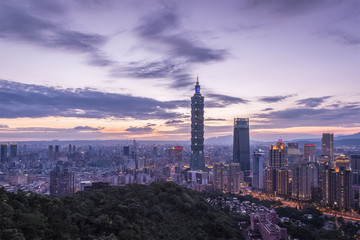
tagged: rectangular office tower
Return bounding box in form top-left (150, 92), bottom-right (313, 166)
top-left (233, 118), bottom-right (250, 173)
top-left (321, 133), bottom-right (334, 162)
top-left (253, 150), bottom-right (264, 190)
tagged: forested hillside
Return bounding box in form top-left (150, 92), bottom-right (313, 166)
top-left (0, 182), bottom-right (243, 240)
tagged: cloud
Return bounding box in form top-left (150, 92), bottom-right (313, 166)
top-left (165, 120), bottom-right (184, 125)
top-left (125, 126), bottom-right (154, 133)
top-left (205, 118), bottom-right (226, 121)
top-left (0, 79), bottom-right (185, 120)
top-left (0, 125), bottom-right (9, 128)
top-left (259, 95), bottom-right (292, 103)
top-left (254, 103), bottom-right (360, 128)
top-left (262, 108), bottom-right (274, 111)
top-left (113, 8), bottom-right (227, 88)
top-left (0, 1), bottom-right (114, 67)
top-left (74, 126), bottom-right (104, 131)
top-left (325, 29), bottom-right (360, 46)
top-left (206, 93), bottom-right (248, 107)
top-left (297, 96), bottom-right (331, 108)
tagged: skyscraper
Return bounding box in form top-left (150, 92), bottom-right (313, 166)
top-left (321, 133), bottom-right (334, 162)
top-left (287, 143), bottom-right (302, 169)
top-left (292, 162), bottom-right (318, 201)
top-left (48, 145), bottom-right (54, 161)
top-left (303, 144), bottom-right (316, 162)
top-left (253, 150), bottom-right (264, 190)
top-left (9, 142), bottom-right (17, 160)
top-left (269, 139), bottom-right (287, 168)
top-left (1, 143), bottom-right (7, 163)
top-left (322, 155), bottom-right (353, 211)
top-left (190, 76), bottom-right (205, 170)
top-left (233, 118), bottom-right (250, 173)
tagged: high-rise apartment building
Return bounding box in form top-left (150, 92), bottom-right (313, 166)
top-left (50, 166), bottom-right (75, 196)
top-left (233, 118), bottom-right (250, 173)
top-left (351, 155), bottom-right (360, 170)
top-left (269, 139), bottom-right (287, 168)
top-left (322, 155), bottom-right (353, 211)
top-left (321, 133), bottom-right (334, 162)
top-left (253, 150), bottom-right (264, 190)
top-left (287, 143), bottom-right (302, 169)
top-left (190, 76), bottom-right (205, 170)
top-left (292, 162), bottom-right (318, 201)
top-left (303, 144), bottom-right (316, 162)
top-left (214, 162), bottom-right (244, 193)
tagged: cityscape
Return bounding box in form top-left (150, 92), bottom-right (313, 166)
top-left (1, 1), bottom-right (360, 240)
top-left (2, 78), bottom-right (360, 239)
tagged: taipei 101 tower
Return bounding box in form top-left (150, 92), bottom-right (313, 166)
top-left (190, 75), bottom-right (205, 170)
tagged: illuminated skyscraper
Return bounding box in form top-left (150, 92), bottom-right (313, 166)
top-left (269, 139), bottom-right (287, 168)
top-left (322, 155), bottom-right (353, 211)
top-left (321, 133), bottom-right (334, 162)
top-left (233, 118), bottom-right (250, 173)
top-left (190, 76), bottom-right (205, 170)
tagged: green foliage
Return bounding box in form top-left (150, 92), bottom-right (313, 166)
top-left (0, 182), bottom-right (243, 240)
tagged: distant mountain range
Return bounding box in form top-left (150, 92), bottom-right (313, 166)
top-left (205, 132), bottom-right (360, 146)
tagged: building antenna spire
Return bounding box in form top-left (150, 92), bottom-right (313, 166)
top-left (196, 73), bottom-right (199, 84)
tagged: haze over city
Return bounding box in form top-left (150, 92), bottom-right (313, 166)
top-left (0, 0), bottom-right (359, 141)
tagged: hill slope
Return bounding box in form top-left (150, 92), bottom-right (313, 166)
top-left (0, 182), bottom-right (243, 240)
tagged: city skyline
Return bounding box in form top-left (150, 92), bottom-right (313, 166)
top-left (1, 0), bottom-right (360, 141)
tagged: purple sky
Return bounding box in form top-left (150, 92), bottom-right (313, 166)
top-left (0, 0), bottom-right (359, 141)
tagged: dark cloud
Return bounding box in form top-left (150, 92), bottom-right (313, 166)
top-left (0, 125), bottom-right (9, 128)
top-left (326, 29), bottom-right (360, 46)
top-left (245, 0), bottom-right (332, 16)
top-left (206, 93), bottom-right (248, 107)
top-left (262, 108), bottom-right (274, 111)
top-left (254, 104), bottom-right (360, 128)
top-left (165, 120), bottom-right (184, 125)
top-left (125, 126), bottom-right (154, 133)
top-left (259, 95), bottom-right (292, 103)
top-left (205, 118), bottom-right (226, 121)
top-left (0, 2), bottom-right (113, 67)
top-left (0, 80), bottom-right (185, 120)
top-left (297, 96), bottom-right (331, 108)
top-left (74, 126), bottom-right (104, 131)
top-left (115, 9), bottom-right (227, 88)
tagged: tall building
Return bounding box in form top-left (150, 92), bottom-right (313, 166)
top-left (48, 145), bottom-right (54, 161)
top-left (292, 162), bottom-right (318, 201)
top-left (213, 162), bottom-right (244, 193)
top-left (287, 143), bottom-right (302, 169)
top-left (233, 118), bottom-right (250, 173)
top-left (351, 155), bottom-right (360, 170)
top-left (253, 150), bottom-right (264, 190)
top-left (269, 139), bottom-right (287, 168)
top-left (1, 143), bottom-right (7, 163)
top-left (322, 155), bottom-right (353, 211)
top-left (123, 146), bottom-right (130, 157)
top-left (50, 166), bottom-right (75, 196)
top-left (303, 144), bottom-right (316, 162)
top-left (9, 143), bottom-right (17, 160)
top-left (190, 76), bottom-right (205, 170)
top-left (321, 133), bottom-right (334, 162)
top-left (55, 145), bottom-right (59, 161)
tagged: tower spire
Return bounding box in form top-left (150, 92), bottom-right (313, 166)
top-left (195, 74), bottom-right (200, 93)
